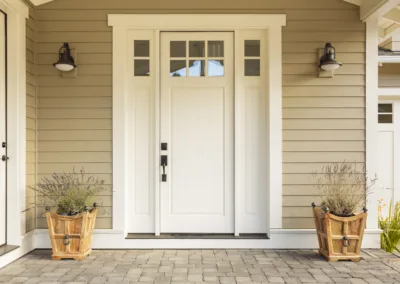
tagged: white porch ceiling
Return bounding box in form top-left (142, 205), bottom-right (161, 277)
top-left (29, 0), bottom-right (400, 49)
top-left (343, 0), bottom-right (400, 48)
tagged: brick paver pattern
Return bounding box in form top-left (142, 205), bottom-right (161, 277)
top-left (0, 249), bottom-right (399, 283)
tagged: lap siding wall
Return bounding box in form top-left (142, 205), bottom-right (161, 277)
top-left (34, 0), bottom-right (366, 229)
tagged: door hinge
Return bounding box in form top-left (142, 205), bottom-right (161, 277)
top-left (2, 155), bottom-right (9, 162)
top-left (2, 142), bottom-right (6, 148)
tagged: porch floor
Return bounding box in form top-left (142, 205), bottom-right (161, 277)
top-left (0, 249), bottom-right (399, 283)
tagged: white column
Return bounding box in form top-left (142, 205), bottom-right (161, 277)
top-left (365, 16), bottom-right (380, 229)
top-left (268, 26), bottom-right (283, 230)
top-left (111, 26), bottom-right (127, 233)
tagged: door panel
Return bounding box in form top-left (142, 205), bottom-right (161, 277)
top-left (0, 11), bottom-right (6, 246)
top-left (160, 32), bottom-right (234, 233)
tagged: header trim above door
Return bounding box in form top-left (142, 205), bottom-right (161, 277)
top-left (108, 14), bottom-right (286, 29)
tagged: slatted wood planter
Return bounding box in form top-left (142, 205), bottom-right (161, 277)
top-left (45, 205), bottom-right (97, 261)
top-left (312, 205), bottom-right (367, 262)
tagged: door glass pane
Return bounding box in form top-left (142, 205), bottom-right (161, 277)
top-left (208, 60), bottom-right (224, 77)
top-left (170, 41), bottom-right (186, 57)
top-left (189, 60), bottom-right (205, 76)
top-left (134, 40), bottom-right (149, 57)
top-left (134, 60), bottom-right (150, 76)
top-left (208, 41), bottom-right (224, 57)
top-left (378, 104), bottom-right (393, 113)
top-left (245, 59), bottom-right (260, 76)
top-left (245, 40), bottom-right (260, 57)
top-left (379, 114), bottom-right (393, 123)
top-left (189, 41), bottom-right (205, 57)
top-left (170, 60), bottom-right (186, 77)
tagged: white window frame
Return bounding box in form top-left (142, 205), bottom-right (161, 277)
top-left (108, 14), bottom-right (286, 236)
top-left (0, 0), bottom-right (28, 245)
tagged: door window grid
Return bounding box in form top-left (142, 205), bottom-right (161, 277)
top-left (244, 40), bottom-right (261, 76)
top-left (134, 40), bottom-right (150, 76)
top-left (378, 103), bottom-right (393, 124)
top-left (170, 40), bottom-right (225, 77)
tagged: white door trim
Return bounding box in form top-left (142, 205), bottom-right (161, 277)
top-left (0, 0), bottom-right (28, 245)
top-left (109, 14), bottom-right (286, 236)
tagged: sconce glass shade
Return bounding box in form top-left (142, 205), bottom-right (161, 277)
top-left (53, 43), bottom-right (76, 72)
top-left (319, 43), bottom-right (342, 71)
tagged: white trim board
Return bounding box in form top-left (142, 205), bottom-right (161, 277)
top-left (34, 229), bottom-right (381, 250)
top-left (108, 14), bottom-right (286, 237)
top-left (379, 56), bottom-right (400, 63)
top-left (378, 88), bottom-right (400, 96)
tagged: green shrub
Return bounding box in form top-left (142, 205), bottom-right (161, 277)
top-left (31, 168), bottom-right (105, 215)
top-left (378, 200), bottom-right (400, 253)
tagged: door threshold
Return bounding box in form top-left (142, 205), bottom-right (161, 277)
top-left (126, 233), bottom-right (268, 239)
top-left (0, 245), bottom-right (19, 257)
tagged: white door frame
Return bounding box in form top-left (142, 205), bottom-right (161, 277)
top-left (0, 0), bottom-right (28, 245)
top-left (0, 10), bottom-right (6, 246)
top-left (109, 14), bottom-right (286, 237)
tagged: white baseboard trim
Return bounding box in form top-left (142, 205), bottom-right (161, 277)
top-left (34, 229), bottom-right (382, 249)
top-left (0, 230), bottom-right (35, 269)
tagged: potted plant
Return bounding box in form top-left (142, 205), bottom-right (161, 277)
top-left (32, 168), bottom-right (105, 260)
top-left (311, 162), bottom-right (376, 262)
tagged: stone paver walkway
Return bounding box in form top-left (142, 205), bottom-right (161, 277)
top-left (0, 249), bottom-right (399, 283)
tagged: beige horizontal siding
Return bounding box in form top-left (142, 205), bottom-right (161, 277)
top-left (379, 64), bottom-right (400, 88)
top-left (35, 0), bottom-right (365, 230)
top-left (25, 5), bottom-right (36, 233)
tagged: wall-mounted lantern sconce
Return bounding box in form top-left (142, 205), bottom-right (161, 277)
top-left (53, 43), bottom-right (77, 77)
top-left (318, 43), bottom-right (342, 78)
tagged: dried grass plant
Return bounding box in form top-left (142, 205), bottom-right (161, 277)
top-left (31, 168), bottom-right (105, 215)
top-left (313, 162), bottom-right (377, 216)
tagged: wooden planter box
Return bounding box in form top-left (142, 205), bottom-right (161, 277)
top-left (45, 206), bottom-right (97, 261)
top-left (312, 206), bottom-right (367, 262)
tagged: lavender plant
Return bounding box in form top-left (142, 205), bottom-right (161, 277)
top-left (31, 168), bottom-right (105, 215)
top-left (313, 162), bottom-right (376, 216)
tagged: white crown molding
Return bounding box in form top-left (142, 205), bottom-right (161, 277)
top-left (29, 0), bottom-right (53, 6)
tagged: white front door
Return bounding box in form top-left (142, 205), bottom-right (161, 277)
top-left (160, 32), bottom-right (234, 233)
top-left (378, 102), bottom-right (400, 208)
top-left (0, 11), bottom-right (6, 246)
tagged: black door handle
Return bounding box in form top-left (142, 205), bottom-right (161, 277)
top-left (2, 155), bottom-right (9, 162)
top-left (161, 155), bottom-right (167, 182)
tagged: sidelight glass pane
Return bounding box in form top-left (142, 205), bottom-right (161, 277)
top-left (134, 59), bottom-right (150, 76)
top-left (134, 40), bottom-right (150, 57)
top-left (170, 41), bottom-right (186, 57)
top-left (208, 60), bottom-right (224, 77)
top-left (170, 60), bottom-right (186, 77)
top-left (245, 40), bottom-right (260, 57)
top-left (378, 103), bottom-right (393, 113)
top-left (208, 41), bottom-right (224, 57)
top-left (378, 114), bottom-right (393, 124)
top-left (189, 60), bottom-right (205, 76)
top-left (189, 41), bottom-right (205, 57)
top-left (245, 59), bottom-right (260, 76)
